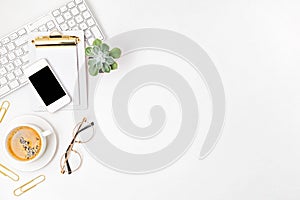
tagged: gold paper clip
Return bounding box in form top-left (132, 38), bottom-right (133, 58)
top-left (32, 30), bottom-right (80, 47)
top-left (14, 175), bottom-right (46, 196)
top-left (0, 100), bottom-right (10, 123)
top-left (0, 163), bottom-right (19, 181)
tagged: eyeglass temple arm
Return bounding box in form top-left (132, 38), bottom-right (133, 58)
top-left (65, 122), bottom-right (94, 153)
top-left (63, 122), bottom-right (94, 174)
top-left (75, 122), bottom-right (94, 136)
top-left (64, 152), bottom-right (72, 174)
top-left (63, 135), bottom-right (78, 174)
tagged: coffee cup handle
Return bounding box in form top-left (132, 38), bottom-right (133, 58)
top-left (41, 130), bottom-right (52, 137)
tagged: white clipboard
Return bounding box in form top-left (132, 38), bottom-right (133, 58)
top-left (28, 30), bottom-right (87, 111)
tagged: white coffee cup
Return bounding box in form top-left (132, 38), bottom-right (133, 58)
top-left (5, 124), bottom-right (52, 163)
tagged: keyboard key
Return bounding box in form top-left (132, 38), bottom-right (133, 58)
top-left (7, 43), bottom-right (15, 51)
top-left (67, 1), bottom-right (76, 8)
top-left (52, 9), bottom-right (60, 17)
top-left (84, 30), bottom-right (92, 38)
top-left (60, 23), bottom-right (68, 31)
top-left (82, 11), bottom-right (91, 19)
top-left (0, 85), bottom-right (10, 96)
top-left (88, 38), bottom-right (94, 45)
top-left (0, 57), bottom-right (8, 65)
top-left (9, 80), bottom-right (19, 89)
top-left (78, 3), bottom-right (86, 11)
top-left (39, 25), bottom-right (47, 32)
top-left (10, 33), bottom-right (18, 40)
top-left (49, 27), bottom-right (56, 31)
top-left (91, 26), bottom-right (102, 39)
top-left (18, 29), bottom-right (27, 36)
top-left (47, 21), bottom-right (55, 30)
top-left (64, 12), bottom-right (72, 20)
top-left (56, 16), bottom-right (65, 24)
top-left (15, 49), bottom-right (23, 56)
top-left (0, 77), bottom-right (7, 85)
top-left (72, 26), bottom-right (79, 31)
top-left (5, 63), bottom-right (14, 71)
top-left (8, 52), bottom-right (16, 61)
top-left (21, 54), bottom-right (29, 63)
top-left (14, 68), bottom-right (23, 76)
top-left (68, 19), bottom-right (76, 28)
top-left (60, 6), bottom-right (68, 13)
top-left (14, 59), bottom-right (22, 67)
top-left (79, 22), bottom-right (88, 30)
top-left (15, 36), bottom-right (28, 46)
top-left (0, 67), bottom-right (7, 75)
top-left (2, 38), bottom-right (10, 45)
top-left (7, 73), bottom-right (15, 81)
top-left (18, 75), bottom-right (27, 84)
top-left (75, 0), bottom-right (83, 3)
top-left (75, 15), bottom-right (84, 23)
top-left (71, 7), bottom-right (79, 16)
top-left (22, 45), bottom-right (28, 52)
top-left (0, 47), bottom-right (7, 56)
top-left (87, 18), bottom-right (95, 26)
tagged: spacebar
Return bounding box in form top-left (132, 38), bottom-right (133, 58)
top-left (27, 15), bottom-right (52, 31)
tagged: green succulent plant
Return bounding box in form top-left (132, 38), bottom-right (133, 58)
top-left (85, 39), bottom-right (121, 76)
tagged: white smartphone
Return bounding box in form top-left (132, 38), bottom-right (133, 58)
top-left (24, 59), bottom-right (71, 113)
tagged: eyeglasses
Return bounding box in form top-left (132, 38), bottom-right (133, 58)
top-left (60, 117), bottom-right (94, 174)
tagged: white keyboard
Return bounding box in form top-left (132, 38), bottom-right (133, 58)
top-left (0, 0), bottom-right (104, 98)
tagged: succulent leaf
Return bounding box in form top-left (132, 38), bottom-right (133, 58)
top-left (106, 57), bottom-right (115, 65)
top-left (109, 48), bottom-right (121, 59)
top-left (111, 62), bottom-right (118, 70)
top-left (88, 59), bottom-right (97, 67)
top-left (93, 46), bottom-right (101, 55)
top-left (103, 63), bottom-right (111, 73)
top-left (85, 47), bottom-right (94, 56)
top-left (101, 43), bottom-right (110, 52)
top-left (89, 64), bottom-right (99, 76)
top-left (96, 60), bottom-right (102, 68)
top-left (93, 39), bottom-right (102, 47)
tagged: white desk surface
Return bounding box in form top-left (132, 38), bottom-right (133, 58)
top-left (1, 0), bottom-right (300, 199)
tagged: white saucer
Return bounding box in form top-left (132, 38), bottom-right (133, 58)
top-left (0, 115), bottom-right (57, 172)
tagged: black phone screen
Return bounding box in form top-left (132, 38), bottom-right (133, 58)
top-left (29, 66), bottom-right (66, 106)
